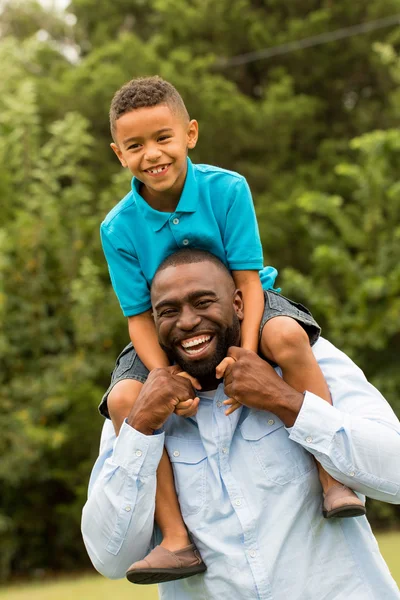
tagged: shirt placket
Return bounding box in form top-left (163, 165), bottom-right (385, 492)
top-left (169, 214), bottom-right (190, 248)
top-left (213, 387), bottom-right (273, 600)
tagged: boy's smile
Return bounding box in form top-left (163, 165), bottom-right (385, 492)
top-left (111, 105), bottom-right (198, 210)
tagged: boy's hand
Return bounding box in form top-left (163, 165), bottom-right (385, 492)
top-left (174, 397), bottom-right (200, 418)
top-left (215, 356), bottom-right (242, 415)
top-left (176, 369), bottom-right (202, 390)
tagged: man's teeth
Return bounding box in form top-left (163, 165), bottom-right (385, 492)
top-left (148, 166), bottom-right (168, 174)
top-left (181, 336), bottom-right (211, 353)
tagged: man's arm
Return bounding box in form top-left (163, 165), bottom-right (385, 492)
top-left (223, 341), bottom-right (400, 504)
top-left (81, 369), bottom-right (198, 579)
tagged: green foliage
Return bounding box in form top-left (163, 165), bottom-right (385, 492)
top-left (1, 0), bottom-right (400, 580)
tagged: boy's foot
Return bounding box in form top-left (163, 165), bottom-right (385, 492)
top-left (323, 485), bottom-right (366, 519)
top-left (126, 543), bottom-right (206, 585)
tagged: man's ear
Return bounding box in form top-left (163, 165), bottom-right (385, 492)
top-left (233, 289), bottom-right (244, 321)
top-left (110, 142), bottom-right (128, 168)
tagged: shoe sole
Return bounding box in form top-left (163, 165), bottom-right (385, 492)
top-left (126, 564), bottom-right (207, 585)
top-left (323, 505), bottom-right (367, 519)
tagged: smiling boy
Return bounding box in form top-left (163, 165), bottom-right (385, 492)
top-left (99, 76), bottom-right (365, 584)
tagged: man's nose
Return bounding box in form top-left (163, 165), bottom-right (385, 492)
top-left (177, 306), bottom-right (201, 331)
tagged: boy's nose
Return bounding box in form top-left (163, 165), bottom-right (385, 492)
top-left (144, 146), bottom-right (162, 162)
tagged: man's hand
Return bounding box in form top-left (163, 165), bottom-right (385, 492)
top-left (127, 367), bottom-right (198, 435)
top-left (222, 347), bottom-right (304, 426)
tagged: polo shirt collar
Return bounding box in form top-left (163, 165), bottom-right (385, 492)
top-left (131, 158), bottom-right (199, 232)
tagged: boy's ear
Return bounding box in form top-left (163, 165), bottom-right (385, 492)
top-left (110, 142), bottom-right (128, 168)
top-left (187, 119), bottom-right (199, 149)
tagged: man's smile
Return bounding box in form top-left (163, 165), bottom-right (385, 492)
top-left (177, 333), bottom-right (215, 359)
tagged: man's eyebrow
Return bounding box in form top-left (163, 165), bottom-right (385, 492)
top-left (154, 289), bottom-right (218, 311)
top-left (122, 128), bottom-right (174, 146)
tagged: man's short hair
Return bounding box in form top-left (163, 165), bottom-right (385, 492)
top-left (109, 76), bottom-right (190, 141)
top-left (153, 248), bottom-right (234, 289)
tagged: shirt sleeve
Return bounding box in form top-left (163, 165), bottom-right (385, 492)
top-left (81, 420), bottom-right (164, 579)
top-left (288, 338), bottom-right (400, 503)
top-left (223, 178), bottom-right (264, 271)
top-left (100, 224), bottom-right (152, 317)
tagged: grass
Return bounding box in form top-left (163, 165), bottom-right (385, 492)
top-left (0, 532), bottom-right (398, 599)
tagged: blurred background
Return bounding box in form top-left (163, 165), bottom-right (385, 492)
top-left (1, 0), bottom-right (400, 597)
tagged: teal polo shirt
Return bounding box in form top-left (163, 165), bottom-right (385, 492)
top-left (101, 158), bottom-right (275, 317)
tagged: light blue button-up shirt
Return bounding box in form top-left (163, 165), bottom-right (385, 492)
top-left (100, 158), bottom-right (274, 317)
top-left (82, 338), bottom-right (400, 599)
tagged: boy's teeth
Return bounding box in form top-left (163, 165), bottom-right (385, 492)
top-left (148, 166), bottom-right (167, 174)
top-left (181, 335), bottom-right (211, 349)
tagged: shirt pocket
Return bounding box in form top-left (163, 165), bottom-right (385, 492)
top-left (165, 436), bottom-right (207, 517)
top-left (240, 411), bottom-right (314, 485)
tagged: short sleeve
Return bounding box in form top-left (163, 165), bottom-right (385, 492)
top-left (100, 225), bottom-right (151, 317)
top-left (224, 178), bottom-right (264, 270)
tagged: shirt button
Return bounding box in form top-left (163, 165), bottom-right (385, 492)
top-left (135, 450), bottom-right (142, 457)
top-left (268, 419), bottom-right (275, 425)
top-left (173, 450), bottom-right (180, 457)
top-left (182, 239), bottom-right (189, 245)
top-left (306, 436), bottom-right (313, 443)
top-left (172, 218), bottom-right (179, 225)
top-left (216, 401), bottom-right (222, 408)
top-left (235, 498), bottom-right (241, 506)
top-left (222, 447), bottom-right (228, 454)
top-left (125, 506), bottom-right (132, 512)
top-left (249, 550), bottom-right (257, 558)
top-left (349, 471), bottom-right (355, 477)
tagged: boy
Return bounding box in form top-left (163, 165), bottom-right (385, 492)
top-left (99, 76), bottom-right (365, 584)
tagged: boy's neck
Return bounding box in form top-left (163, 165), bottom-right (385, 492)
top-left (139, 183), bottom-right (182, 213)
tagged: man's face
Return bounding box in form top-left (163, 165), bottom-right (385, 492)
top-left (111, 104), bottom-right (198, 203)
top-left (152, 262), bottom-right (243, 380)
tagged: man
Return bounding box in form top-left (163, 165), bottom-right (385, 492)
top-left (82, 249), bottom-right (400, 599)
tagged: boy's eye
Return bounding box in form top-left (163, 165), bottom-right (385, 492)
top-left (127, 143), bottom-right (141, 150)
top-left (158, 135), bottom-right (171, 142)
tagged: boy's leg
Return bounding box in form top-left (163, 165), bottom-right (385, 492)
top-left (260, 307), bottom-right (365, 519)
top-left (103, 346), bottom-right (205, 582)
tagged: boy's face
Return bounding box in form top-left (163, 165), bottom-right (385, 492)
top-left (111, 104), bottom-right (198, 204)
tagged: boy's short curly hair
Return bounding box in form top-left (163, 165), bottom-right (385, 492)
top-left (109, 76), bottom-right (189, 141)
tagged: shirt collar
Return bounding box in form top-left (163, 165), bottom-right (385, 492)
top-left (131, 157), bottom-right (199, 232)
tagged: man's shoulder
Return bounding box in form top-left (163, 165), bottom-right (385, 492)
top-left (193, 162), bottom-right (247, 186)
top-left (101, 190), bottom-right (137, 232)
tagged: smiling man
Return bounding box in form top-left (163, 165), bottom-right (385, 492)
top-left (82, 249), bottom-right (400, 599)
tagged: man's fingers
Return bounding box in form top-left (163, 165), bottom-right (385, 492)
top-left (215, 356), bottom-right (235, 379)
top-left (176, 371), bottom-right (202, 390)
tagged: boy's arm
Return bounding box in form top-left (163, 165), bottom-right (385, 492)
top-left (232, 270), bottom-right (265, 353)
top-left (128, 311), bottom-right (170, 371)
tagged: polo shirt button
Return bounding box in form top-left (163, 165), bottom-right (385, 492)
top-left (172, 218), bottom-right (179, 225)
top-left (182, 239), bottom-right (189, 245)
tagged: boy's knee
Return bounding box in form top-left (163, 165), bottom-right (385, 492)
top-left (262, 317), bottom-right (310, 365)
top-left (108, 379), bottom-right (143, 418)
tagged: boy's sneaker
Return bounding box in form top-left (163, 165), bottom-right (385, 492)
top-left (323, 484), bottom-right (366, 519)
top-left (126, 543), bottom-right (206, 585)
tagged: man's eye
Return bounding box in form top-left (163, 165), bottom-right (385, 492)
top-left (197, 300), bottom-right (212, 308)
top-left (160, 309), bottom-right (177, 317)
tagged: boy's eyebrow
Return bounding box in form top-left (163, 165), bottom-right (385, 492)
top-left (122, 127), bottom-right (174, 146)
top-left (154, 290), bottom-right (218, 311)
